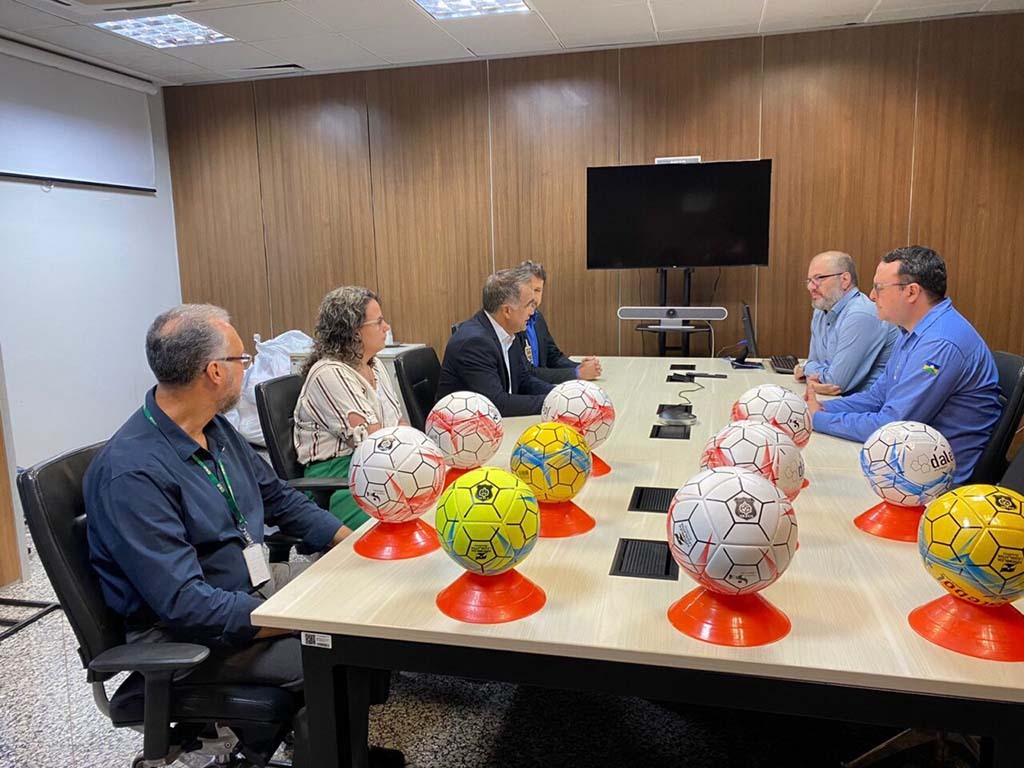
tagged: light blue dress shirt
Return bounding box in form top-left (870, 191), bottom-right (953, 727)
top-left (802, 289), bottom-right (898, 394)
top-left (813, 298), bottom-right (1001, 483)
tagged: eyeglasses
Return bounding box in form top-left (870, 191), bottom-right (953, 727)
top-left (361, 316), bottom-right (387, 329)
top-left (214, 354), bottom-right (253, 370)
top-left (805, 272), bottom-right (844, 287)
top-left (871, 282), bottom-right (911, 294)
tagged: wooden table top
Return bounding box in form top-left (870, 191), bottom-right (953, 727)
top-left (253, 357), bottom-right (1024, 704)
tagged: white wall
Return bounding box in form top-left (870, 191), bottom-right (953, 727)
top-left (0, 81), bottom-right (180, 467)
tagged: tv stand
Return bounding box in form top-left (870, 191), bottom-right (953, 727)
top-left (657, 267), bottom-right (695, 356)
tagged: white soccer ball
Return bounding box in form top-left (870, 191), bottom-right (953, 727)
top-left (425, 392), bottom-right (503, 469)
top-left (667, 467), bottom-right (798, 595)
top-left (860, 421), bottom-right (955, 507)
top-left (731, 384), bottom-right (812, 448)
top-left (699, 421), bottom-right (806, 501)
top-left (349, 426), bottom-right (447, 522)
top-left (541, 380), bottom-right (616, 450)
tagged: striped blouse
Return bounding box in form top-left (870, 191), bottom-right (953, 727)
top-left (293, 357), bottom-right (403, 465)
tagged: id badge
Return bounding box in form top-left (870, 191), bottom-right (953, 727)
top-left (243, 543), bottom-right (271, 588)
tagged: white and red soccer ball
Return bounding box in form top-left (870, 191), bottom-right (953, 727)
top-left (700, 421), bottom-right (805, 501)
top-left (349, 426), bottom-right (447, 522)
top-left (667, 467), bottom-right (798, 596)
top-left (425, 392), bottom-right (504, 469)
top-left (541, 380), bottom-right (616, 450)
top-left (731, 384), bottom-right (812, 448)
top-left (860, 420), bottom-right (956, 507)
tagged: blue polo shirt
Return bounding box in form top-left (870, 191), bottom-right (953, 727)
top-left (85, 388), bottom-right (341, 648)
top-left (802, 289), bottom-right (897, 393)
top-left (813, 298), bottom-right (1001, 483)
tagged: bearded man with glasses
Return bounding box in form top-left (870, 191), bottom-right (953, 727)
top-left (796, 250), bottom-right (898, 395)
top-left (805, 246), bottom-right (1001, 483)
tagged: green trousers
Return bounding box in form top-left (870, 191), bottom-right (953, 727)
top-left (303, 454), bottom-right (370, 530)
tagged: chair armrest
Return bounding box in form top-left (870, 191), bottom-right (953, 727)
top-left (287, 477), bottom-right (349, 492)
top-left (89, 642), bottom-right (210, 675)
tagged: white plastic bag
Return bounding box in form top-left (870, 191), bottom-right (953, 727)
top-left (225, 330), bottom-right (313, 445)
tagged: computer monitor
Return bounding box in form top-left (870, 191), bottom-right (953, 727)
top-left (741, 303), bottom-right (758, 357)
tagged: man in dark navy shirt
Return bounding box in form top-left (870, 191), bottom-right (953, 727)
top-left (85, 304), bottom-right (346, 764)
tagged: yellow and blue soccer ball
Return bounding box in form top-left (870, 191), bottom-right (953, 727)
top-left (509, 422), bottom-right (591, 502)
top-left (919, 484), bottom-right (1024, 606)
top-left (435, 467), bottom-right (540, 575)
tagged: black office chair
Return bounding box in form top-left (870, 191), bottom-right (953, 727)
top-left (450, 321), bottom-right (462, 336)
top-left (393, 347), bottom-right (441, 431)
top-left (254, 374), bottom-right (350, 512)
top-left (968, 351), bottom-right (1024, 484)
top-left (17, 444), bottom-right (299, 768)
top-left (1000, 443), bottom-right (1024, 495)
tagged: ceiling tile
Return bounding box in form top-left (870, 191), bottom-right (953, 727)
top-left (287, 0), bottom-right (427, 32)
top-left (868, 1), bottom-right (984, 22)
top-left (21, 23), bottom-right (158, 59)
top-left (537, 3), bottom-right (656, 47)
top-left (161, 39), bottom-right (286, 67)
top-left (872, 0), bottom-right (982, 8)
top-left (759, 12), bottom-right (866, 32)
top-left (0, 0), bottom-right (67, 31)
top-left (764, 0), bottom-right (875, 15)
top-left (529, 0), bottom-right (647, 10)
top-left (343, 19), bottom-right (472, 63)
top-left (185, 2), bottom-right (328, 41)
top-left (13, 0), bottom-right (282, 26)
top-left (652, 0), bottom-right (764, 32)
top-left (659, 23), bottom-right (760, 42)
top-left (440, 12), bottom-right (559, 55)
top-left (982, 0), bottom-right (1024, 10)
top-left (254, 32), bottom-right (385, 69)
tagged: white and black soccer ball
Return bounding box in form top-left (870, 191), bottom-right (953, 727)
top-left (541, 380), bottom-right (616, 450)
top-left (349, 426), bottom-right (447, 522)
top-left (731, 384), bottom-right (812, 448)
top-left (667, 467), bottom-right (798, 595)
top-left (425, 392), bottom-right (503, 469)
top-left (700, 421), bottom-right (806, 501)
top-left (860, 421), bottom-right (955, 507)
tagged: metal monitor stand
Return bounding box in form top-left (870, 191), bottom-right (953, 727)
top-left (657, 267), bottom-right (695, 356)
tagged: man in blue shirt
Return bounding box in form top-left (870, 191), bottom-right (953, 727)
top-left (807, 247), bottom-right (1001, 483)
top-left (85, 304), bottom-right (347, 764)
top-left (795, 250), bottom-right (897, 395)
top-left (516, 260), bottom-right (601, 384)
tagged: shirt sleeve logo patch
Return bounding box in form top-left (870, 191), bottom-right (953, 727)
top-left (922, 361), bottom-right (941, 375)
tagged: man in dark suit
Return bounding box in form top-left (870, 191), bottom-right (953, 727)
top-left (437, 269), bottom-right (554, 416)
top-left (516, 261), bottom-right (602, 384)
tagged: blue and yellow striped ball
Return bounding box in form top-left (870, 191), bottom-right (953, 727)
top-left (510, 421), bottom-right (591, 503)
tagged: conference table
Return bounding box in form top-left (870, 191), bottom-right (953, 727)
top-left (252, 357), bottom-right (1024, 768)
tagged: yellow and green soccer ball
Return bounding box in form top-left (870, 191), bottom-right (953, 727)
top-left (509, 422), bottom-right (591, 502)
top-left (918, 484), bottom-right (1024, 606)
top-left (435, 467), bottom-right (540, 575)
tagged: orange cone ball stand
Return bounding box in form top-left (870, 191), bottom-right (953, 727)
top-left (854, 501), bottom-right (924, 542)
top-left (442, 465), bottom-right (473, 491)
top-left (591, 453), bottom-right (612, 477)
top-left (909, 595), bottom-right (1024, 662)
top-left (436, 569), bottom-right (546, 624)
top-left (538, 499), bottom-right (596, 538)
top-left (668, 587), bottom-right (792, 647)
top-left (352, 519), bottom-right (440, 560)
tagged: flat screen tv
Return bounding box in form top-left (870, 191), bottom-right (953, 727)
top-left (586, 159), bottom-right (771, 270)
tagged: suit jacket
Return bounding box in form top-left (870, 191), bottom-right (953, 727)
top-left (437, 310), bottom-right (553, 417)
top-left (517, 309), bottom-right (577, 385)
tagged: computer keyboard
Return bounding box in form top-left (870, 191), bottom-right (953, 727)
top-left (770, 355), bottom-right (799, 374)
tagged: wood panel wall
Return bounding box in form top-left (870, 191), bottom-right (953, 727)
top-left (164, 83), bottom-right (270, 348)
top-left (0, 387), bottom-right (21, 587)
top-left (254, 73), bottom-right (378, 335)
top-left (366, 63), bottom-right (493, 356)
top-left (490, 51), bottom-right (620, 357)
top-left (164, 13), bottom-right (1024, 361)
top-left (910, 14), bottom-right (1024, 354)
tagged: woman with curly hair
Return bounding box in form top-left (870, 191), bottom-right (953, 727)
top-left (293, 286), bottom-right (405, 531)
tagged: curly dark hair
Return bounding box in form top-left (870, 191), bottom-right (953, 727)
top-left (303, 286), bottom-right (380, 376)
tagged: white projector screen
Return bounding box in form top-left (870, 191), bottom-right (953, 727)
top-left (0, 52), bottom-right (156, 191)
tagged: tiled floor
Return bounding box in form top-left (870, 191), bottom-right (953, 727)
top-left (2, 541), bottom-right (959, 768)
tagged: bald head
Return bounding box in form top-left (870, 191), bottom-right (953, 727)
top-left (807, 250), bottom-right (857, 311)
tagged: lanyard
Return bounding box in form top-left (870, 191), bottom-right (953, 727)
top-left (142, 404), bottom-right (253, 544)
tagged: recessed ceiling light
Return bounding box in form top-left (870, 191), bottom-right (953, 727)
top-left (95, 15), bottom-right (233, 49)
top-left (414, 0), bottom-right (531, 21)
